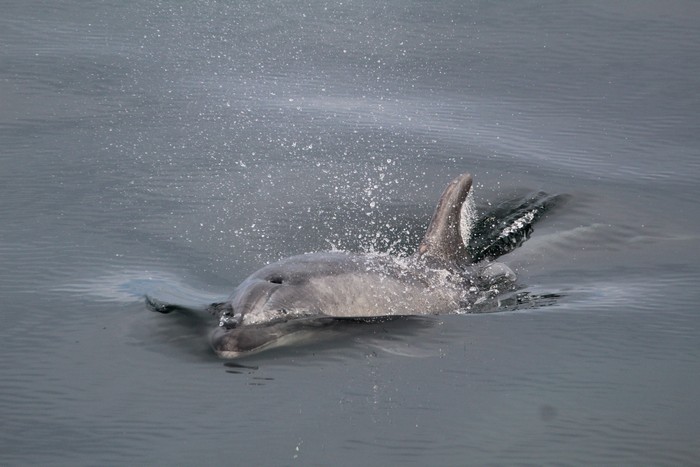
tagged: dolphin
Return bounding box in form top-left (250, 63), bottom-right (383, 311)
top-left (148, 172), bottom-right (560, 358)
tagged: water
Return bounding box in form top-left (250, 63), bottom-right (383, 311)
top-left (2, 1), bottom-right (699, 464)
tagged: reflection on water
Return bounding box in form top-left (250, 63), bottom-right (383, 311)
top-left (51, 269), bottom-right (224, 305)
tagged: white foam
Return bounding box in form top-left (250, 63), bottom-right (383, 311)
top-left (460, 189), bottom-right (477, 247)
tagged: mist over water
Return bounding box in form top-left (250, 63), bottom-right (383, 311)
top-left (2, 1), bottom-right (700, 465)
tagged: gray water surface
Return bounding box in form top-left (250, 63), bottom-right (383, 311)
top-left (2, 1), bottom-right (700, 465)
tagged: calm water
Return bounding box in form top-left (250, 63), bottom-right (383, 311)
top-left (2, 1), bottom-right (700, 465)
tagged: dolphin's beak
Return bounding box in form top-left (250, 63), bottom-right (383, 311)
top-left (209, 317), bottom-right (337, 358)
top-left (210, 325), bottom-right (285, 358)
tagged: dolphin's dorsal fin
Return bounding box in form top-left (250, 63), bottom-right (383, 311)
top-left (417, 173), bottom-right (473, 266)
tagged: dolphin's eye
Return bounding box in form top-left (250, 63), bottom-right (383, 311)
top-left (268, 276), bottom-right (284, 284)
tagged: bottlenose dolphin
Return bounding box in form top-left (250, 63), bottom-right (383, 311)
top-left (148, 172), bottom-right (560, 358)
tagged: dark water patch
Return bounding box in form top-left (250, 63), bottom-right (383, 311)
top-left (468, 190), bottom-right (569, 262)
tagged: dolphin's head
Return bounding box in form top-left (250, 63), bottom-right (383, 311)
top-left (209, 270), bottom-right (323, 357)
top-left (222, 272), bottom-right (320, 327)
top-left (217, 278), bottom-right (282, 329)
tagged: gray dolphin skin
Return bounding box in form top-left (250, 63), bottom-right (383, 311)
top-left (149, 172), bottom-right (557, 358)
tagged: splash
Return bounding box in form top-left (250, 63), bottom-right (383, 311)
top-left (460, 189), bottom-right (477, 248)
top-left (498, 210), bottom-right (536, 240)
